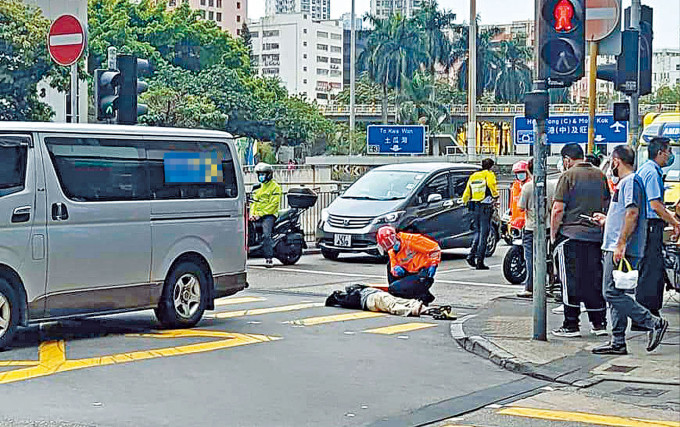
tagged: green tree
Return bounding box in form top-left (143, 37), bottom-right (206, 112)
top-left (396, 72), bottom-right (448, 133)
top-left (335, 72), bottom-right (395, 105)
top-left (494, 39), bottom-right (532, 103)
top-left (0, 0), bottom-right (69, 121)
top-left (649, 84), bottom-right (680, 104)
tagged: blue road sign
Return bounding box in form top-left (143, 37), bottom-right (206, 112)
top-left (514, 115), bottom-right (629, 145)
top-left (367, 125), bottom-right (426, 154)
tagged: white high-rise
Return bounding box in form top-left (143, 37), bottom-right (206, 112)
top-left (370, 0), bottom-right (422, 20)
top-left (265, 0), bottom-right (330, 20)
top-left (250, 14), bottom-right (343, 104)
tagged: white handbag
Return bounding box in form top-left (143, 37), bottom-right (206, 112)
top-left (612, 258), bottom-right (638, 290)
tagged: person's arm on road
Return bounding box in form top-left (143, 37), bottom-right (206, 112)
top-left (550, 201), bottom-right (564, 243)
top-left (614, 206), bottom-right (639, 263)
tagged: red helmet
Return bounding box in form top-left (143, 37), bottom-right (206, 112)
top-left (512, 160), bottom-right (529, 174)
top-left (376, 226), bottom-right (398, 253)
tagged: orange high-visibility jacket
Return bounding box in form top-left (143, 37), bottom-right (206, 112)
top-left (388, 232), bottom-right (441, 274)
top-left (509, 180), bottom-right (526, 229)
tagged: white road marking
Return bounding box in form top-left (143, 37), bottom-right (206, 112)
top-left (438, 264), bottom-right (501, 274)
top-left (250, 266), bottom-right (520, 289)
top-left (49, 34), bottom-right (83, 46)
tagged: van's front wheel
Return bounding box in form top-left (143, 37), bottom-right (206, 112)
top-left (156, 262), bottom-right (208, 328)
top-left (0, 278), bottom-right (19, 350)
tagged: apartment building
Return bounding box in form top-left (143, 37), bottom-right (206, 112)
top-left (370, 0), bottom-right (422, 20)
top-left (250, 14), bottom-right (344, 104)
top-left (265, 0), bottom-right (330, 21)
top-left (652, 48), bottom-right (680, 91)
top-left (167, 0), bottom-right (247, 36)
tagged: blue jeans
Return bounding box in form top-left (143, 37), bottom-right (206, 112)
top-left (602, 251), bottom-right (658, 346)
top-left (523, 230), bottom-right (534, 292)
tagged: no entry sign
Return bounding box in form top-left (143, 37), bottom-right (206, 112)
top-left (48, 15), bottom-right (86, 66)
top-left (585, 0), bottom-right (620, 41)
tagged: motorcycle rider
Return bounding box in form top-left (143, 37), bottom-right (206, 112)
top-left (251, 163), bottom-right (282, 268)
top-left (376, 225), bottom-right (441, 305)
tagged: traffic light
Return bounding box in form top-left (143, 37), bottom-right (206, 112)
top-left (596, 29), bottom-right (639, 94)
top-left (637, 6), bottom-right (653, 96)
top-left (117, 54), bottom-right (150, 125)
top-left (94, 69), bottom-right (120, 121)
top-left (538, 0), bottom-right (586, 86)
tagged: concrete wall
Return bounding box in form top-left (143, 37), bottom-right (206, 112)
top-left (243, 165), bottom-right (339, 192)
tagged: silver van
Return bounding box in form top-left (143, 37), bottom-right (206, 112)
top-left (0, 123), bottom-right (247, 347)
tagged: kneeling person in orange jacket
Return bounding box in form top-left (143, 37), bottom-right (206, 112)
top-left (377, 225), bottom-right (441, 305)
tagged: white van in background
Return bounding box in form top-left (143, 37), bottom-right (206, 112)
top-left (0, 123), bottom-right (247, 348)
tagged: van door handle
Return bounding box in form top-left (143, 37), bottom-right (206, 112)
top-left (443, 200), bottom-right (454, 208)
top-left (11, 206), bottom-right (31, 223)
top-left (51, 203), bottom-right (69, 221)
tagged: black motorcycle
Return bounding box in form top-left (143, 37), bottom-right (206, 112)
top-left (663, 241), bottom-right (680, 294)
top-left (248, 187), bottom-right (318, 265)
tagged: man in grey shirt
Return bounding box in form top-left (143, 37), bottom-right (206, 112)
top-left (517, 158), bottom-right (557, 297)
top-left (591, 145), bottom-right (668, 354)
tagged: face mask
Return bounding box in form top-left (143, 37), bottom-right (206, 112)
top-left (258, 174), bottom-right (266, 183)
top-left (393, 241), bottom-right (401, 253)
top-left (516, 173), bottom-right (527, 181)
top-left (667, 153), bottom-right (676, 168)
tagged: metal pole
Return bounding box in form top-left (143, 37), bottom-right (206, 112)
top-left (70, 63), bottom-right (78, 123)
top-left (107, 46), bottom-right (117, 70)
top-left (467, 0), bottom-right (477, 158)
top-left (587, 41), bottom-right (598, 154)
top-left (629, 0), bottom-right (641, 147)
top-left (349, 0), bottom-right (356, 156)
top-left (532, 0), bottom-right (547, 341)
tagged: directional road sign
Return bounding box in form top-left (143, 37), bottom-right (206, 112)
top-left (48, 15), bottom-right (86, 66)
top-left (514, 115), bottom-right (628, 145)
top-left (367, 125), bottom-right (426, 155)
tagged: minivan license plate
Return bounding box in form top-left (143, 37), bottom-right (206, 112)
top-left (334, 234), bottom-right (351, 248)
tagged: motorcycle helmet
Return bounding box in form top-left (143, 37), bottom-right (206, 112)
top-left (254, 162), bottom-right (274, 183)
top-left (512, 160), bottom-right (529, 182)
top-left (376, 225), bottom-right (398, 254)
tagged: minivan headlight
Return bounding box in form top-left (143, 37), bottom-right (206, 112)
top-left (321, 208), bottom-right (329, 222)
top-left (373, 211), bottom-right (404, 225)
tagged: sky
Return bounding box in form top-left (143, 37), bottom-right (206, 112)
top-left (248, 0), bottom-right (680, 50)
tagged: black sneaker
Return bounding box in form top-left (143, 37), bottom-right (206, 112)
top-left (466, 255), bottom-right (476, 267)
top-left (551, 326), bottom-right (580, 338)
top-left (647, 318), bottom-right (669, 352)
top-left (590, 323), bottom-right (609, 337)
top-left (476, 263), bottom-right (490, 270)
top-left (630, 323), bottom-right (648, 332)
top-left (592, 342), bottom-right (628, 355)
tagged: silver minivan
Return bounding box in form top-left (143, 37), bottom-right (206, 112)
top-left (0, 123), bottom-right (247, 347)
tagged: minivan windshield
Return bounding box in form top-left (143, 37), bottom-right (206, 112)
top-left (342, 170), bottom-right (424, 200)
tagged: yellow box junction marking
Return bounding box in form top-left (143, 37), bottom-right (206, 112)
top-left (207, 302), bottom-right (324, 319)
top-left (499, 407), bottom-right (680, 427)
top-left (0, 329), bottom-right (279, 385)
top-left (289, 311), bottom-right (386, 326)
top-left (364, 322), bottom-right (437, 335)
top-left (213, 296), bottom-right (266, 307)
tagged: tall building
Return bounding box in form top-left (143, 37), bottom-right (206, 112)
top-left (652, 48), bottom-right (680, 91)
top-left (167, 0), bottom-right (247, 36)
top-left (250, 14), bottom-right (344, 104)
top-left (265, 0), bottom-right (330, 21)
top-left (370, 0), bottom-right (422, 20)
top-left (343, 29), bottom-right (370, 87)
top-left (341, 12), bottom-right (362, 31)
top-left (480, 20), bottom-right (535, 49)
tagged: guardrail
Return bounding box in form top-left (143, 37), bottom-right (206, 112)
top-left (278, 188), bottom-right (511, 243)
top-left (319, 103), bottom-right (679, 117)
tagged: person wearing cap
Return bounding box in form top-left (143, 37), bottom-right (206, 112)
top-left (376, 225), bottom-right (441, 305)
top-left (251, 162), bottom-right (282, 268)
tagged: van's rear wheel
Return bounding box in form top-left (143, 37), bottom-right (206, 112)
top-left (155, 262), bottom-right (208, 328)
top-left (0, 278), bottom-right (19, 350)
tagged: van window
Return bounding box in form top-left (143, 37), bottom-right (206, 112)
top-left (450, 174), bottom-right (469, 198)
top-left (0, 137), bottom-right (28, 197)
top-left (45, 138), bottom-right (148, 202)
top-left (147, 141), bottom-right (238, 199)
top-left (418, 173), bottom-right (450, 203)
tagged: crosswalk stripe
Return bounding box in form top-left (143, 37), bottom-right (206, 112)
top-left (214, 296), bottom-right (266, 307)
top-left (498, 407), bottom-right (680, 427)
top-left (364, 322), bottom-right (437, 335)
top-left (207, 303), bottom-right (324, 319)
top-left (289, 311), bottom-right (386, 326)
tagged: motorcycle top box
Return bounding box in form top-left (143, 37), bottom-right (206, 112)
top-left (288, 187), bottom-right (318, 208)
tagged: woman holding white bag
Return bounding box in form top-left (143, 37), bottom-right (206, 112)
top-left (591, 145), bottom-right (669, 355)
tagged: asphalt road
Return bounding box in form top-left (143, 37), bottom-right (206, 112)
top-left (0, 247), bottom-right (541, 427)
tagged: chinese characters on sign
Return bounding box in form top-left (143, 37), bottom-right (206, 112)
top-left (514, 115), bottom-right (628, 145)
top-left (367, 125), bottom-right (426, 154)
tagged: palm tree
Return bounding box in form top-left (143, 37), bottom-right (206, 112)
top-left (450, 24), bottom-right (503, 99)
top-left (359, 13), bottom-right (426, 123)
top-left (396, 72), bottom-right (448, 133)
top-left (494, 38), bottom-right (532, 103)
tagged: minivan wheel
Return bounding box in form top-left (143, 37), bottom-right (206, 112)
top-left (0, 278), bottom-right (19, 350)
top-left (485, 229), bottom-right (499, 258)
top-left (156, 262), bottom-right (208, 329)
top-left (321, 247), bottom-right (340, 261)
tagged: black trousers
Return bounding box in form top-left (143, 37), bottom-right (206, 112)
top-left (389, 274), bottom-right (435, 305)
top-left (259, 215), bottom-right (276, 260)
top-left (637, 219), bottom-right (665, 314)
top-left (554, 237), bottom-right (606, 328)
top-left (470, 202), bottom-right (493, 264)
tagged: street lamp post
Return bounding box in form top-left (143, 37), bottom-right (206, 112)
top-left (349, 0), bottom-right (356, 157)
top-left (467, 0), bottom-right (477, 158)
